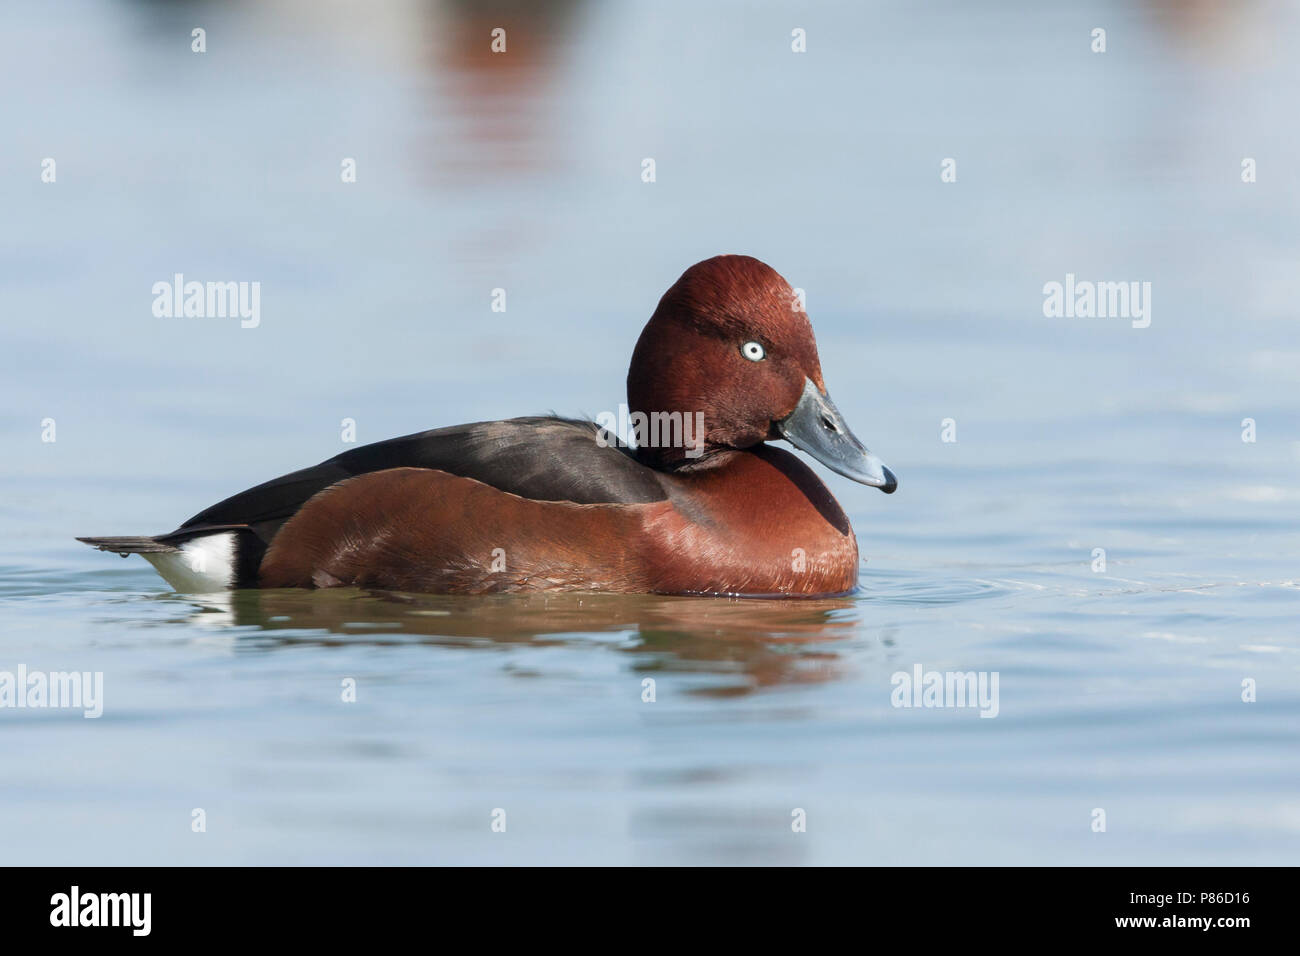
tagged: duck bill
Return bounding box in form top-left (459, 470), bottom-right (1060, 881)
top-left (775, 379), bottom-right (897, 493)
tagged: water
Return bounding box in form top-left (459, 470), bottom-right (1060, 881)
top-left (2, 0), bottom-right (1298, 864)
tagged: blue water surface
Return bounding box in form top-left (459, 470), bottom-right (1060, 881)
top-left (2, 0), bottom-right (1297, 864)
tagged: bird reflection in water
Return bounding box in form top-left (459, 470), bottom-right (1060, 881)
top-left (180, 588), bottom-right (871, 695)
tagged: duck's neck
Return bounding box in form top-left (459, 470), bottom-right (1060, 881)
top-left (635, 438), bottom-right (750, 473)
top-left (622, 406), bottom-right (716, 470)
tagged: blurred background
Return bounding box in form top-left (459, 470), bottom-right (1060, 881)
top-left (1, 0), bottom-right (1297, 865)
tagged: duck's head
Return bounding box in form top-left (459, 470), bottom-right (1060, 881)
top-left (627, 254), bottom-right (897, 493)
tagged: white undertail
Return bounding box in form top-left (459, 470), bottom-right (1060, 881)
top-left (141, 533), bottom-right (236, 592)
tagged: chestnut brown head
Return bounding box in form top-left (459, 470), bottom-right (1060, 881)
top-left (626, 255), bottom-right (896, 492)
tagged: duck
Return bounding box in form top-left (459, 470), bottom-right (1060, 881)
top-left (78, 255), bottom-right (896, 597)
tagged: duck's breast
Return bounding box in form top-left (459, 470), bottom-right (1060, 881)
top-left (643, 445), bottom-right (859, 596)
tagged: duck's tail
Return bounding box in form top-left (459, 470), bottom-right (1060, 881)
top-left (76, 532), bottom-right (239, 592)
top-left (76, 535), bottom-right (180, 554)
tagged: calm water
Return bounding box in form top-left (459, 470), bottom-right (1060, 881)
top-left (2, 0), bottom-right (1298, 865)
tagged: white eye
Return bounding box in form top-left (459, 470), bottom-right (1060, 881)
top-left (741, 341), bottom-right (765, 362)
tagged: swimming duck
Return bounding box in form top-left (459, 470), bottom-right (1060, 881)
top-left (79, 255), bottom-right (896, 596)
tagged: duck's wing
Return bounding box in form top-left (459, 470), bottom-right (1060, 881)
top-left (172, 417), bottom-right (666, 546)
top-left (76, 417), bottom-right (666, 590)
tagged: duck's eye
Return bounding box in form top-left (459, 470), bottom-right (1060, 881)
top-left (740, 341), bottom-right (766, 362)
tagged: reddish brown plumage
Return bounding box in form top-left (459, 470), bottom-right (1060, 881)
top-left (260, 445), bottom-right (856, 596)
top-left (639, 444), bottom-right (856, 596)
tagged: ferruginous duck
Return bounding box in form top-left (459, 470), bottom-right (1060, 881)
top-left (79, 255), bottom-right (896, 596)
